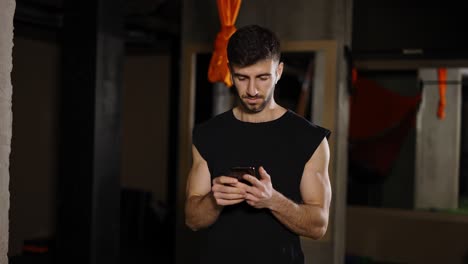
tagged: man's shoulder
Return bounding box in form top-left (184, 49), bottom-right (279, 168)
top-left (283, 110), bottom-right (331, 138)
top-left (284, 110), bottom-right (323, 128)
top-left (192, 110), bottom-right (234, 152)
top-left (194, 110), bottom-right (233, 133)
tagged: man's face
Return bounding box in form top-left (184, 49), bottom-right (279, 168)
top-left (230, 59), bottom-right (283, 113)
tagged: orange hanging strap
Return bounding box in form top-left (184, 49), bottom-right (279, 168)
top-left (437, 68), bottom-right (447, 120)
top-left (207, 0), bottom-right (242, 87)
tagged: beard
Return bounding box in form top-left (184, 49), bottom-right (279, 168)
top-left (238, 88), bottom-right (275, 113)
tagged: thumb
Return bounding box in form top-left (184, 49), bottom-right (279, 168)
top-left (258, 166), bottom-right (271, 181)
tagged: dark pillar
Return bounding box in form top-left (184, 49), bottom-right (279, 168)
top-left (168, 35), bottom-right (181, 264)
top-left (57, 0), bottom-right (123, 263)
top-left (461, 77), bottom-right (468, 198)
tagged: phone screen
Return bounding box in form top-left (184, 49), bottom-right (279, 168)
top-left (227, 167), bottom-right (257, 184)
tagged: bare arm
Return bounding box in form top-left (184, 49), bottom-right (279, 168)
top-left (185, 145), bottom-right (246, 231)
top-left (243, 138), bottom-right (331, 239)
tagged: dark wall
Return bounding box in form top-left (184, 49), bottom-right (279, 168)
top-left (10, 36), bottom-right (61, 256)
top-left (9, 36), bottom-right (171, 258)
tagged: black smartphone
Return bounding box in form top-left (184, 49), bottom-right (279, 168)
top-left (227, 166), bottom-right (258, 184)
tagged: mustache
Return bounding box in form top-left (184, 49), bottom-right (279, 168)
top-left (242, 95), bottom-right (263, 99)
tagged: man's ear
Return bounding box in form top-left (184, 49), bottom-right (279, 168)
top-left (276, 62), bottom-right (284, 81)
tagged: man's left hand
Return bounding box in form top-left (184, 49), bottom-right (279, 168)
top-left (242, 166), bottom-right (276, 209)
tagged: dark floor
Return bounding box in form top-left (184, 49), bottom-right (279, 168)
top-left (9, 188), bottom-right (173, 264)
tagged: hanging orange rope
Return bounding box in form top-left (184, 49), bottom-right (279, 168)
top-left (437, 68), bottom-right (447, 120)
top-left (207, 0), bottom-right (242, 87)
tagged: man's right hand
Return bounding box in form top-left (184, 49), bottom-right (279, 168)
top-left (212, 176), bottom-right (247, 206)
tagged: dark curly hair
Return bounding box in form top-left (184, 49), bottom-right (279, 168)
top-left (227, 24), bottom-right (281, 68)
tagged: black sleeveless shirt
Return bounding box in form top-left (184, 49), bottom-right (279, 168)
top-left (192, 109), bottom-right (330, 264)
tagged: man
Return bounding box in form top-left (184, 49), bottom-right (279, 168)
top-left (185, 24), bottom-right (331, 264)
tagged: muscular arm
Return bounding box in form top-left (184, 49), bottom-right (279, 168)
top-left (185, 145), bottom-right (246, 231)
top-left (184, 145), bottom-right (222, 231)
top-left (243, 138), bottom-right (331, 239)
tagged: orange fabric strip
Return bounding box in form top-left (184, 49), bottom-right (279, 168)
top-left (437, 68), bottom-right (447, 120)
top-left (207, 0), bottom-right (242, 87)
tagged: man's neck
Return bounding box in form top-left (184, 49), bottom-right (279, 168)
top-left (233, 103), bottom-right (287, 123)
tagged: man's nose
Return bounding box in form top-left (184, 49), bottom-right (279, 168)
top-left (246, 80), bottom-right (258, 96)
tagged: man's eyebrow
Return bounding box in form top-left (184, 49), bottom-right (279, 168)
top-left (233, 73), bottom-right (272, 78)
top-left (256, 73), bottom-right (272, 78)
top-left (233, 73), bottom-right (248, 78)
